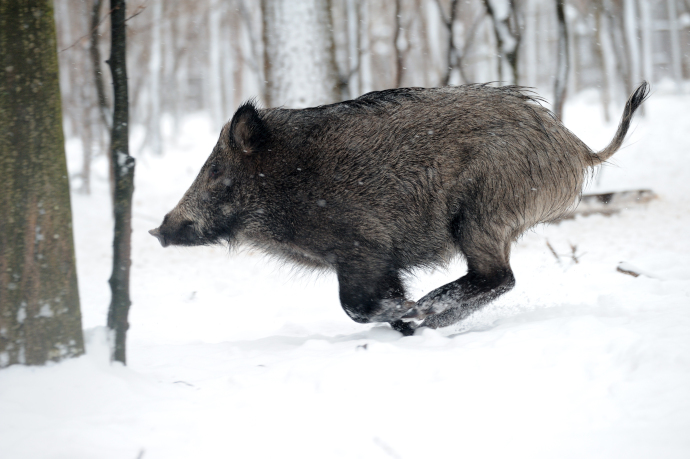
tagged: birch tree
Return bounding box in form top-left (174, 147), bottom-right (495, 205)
top-left (262, 0), bottom-right (340, 107)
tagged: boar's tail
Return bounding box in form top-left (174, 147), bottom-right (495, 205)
top-left (590, 81), bottom-right (650, 166)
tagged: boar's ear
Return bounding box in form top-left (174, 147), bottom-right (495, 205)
top-left (229, 101), bottom-right (267, 156)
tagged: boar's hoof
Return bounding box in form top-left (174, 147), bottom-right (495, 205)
top-left (149, 227), bottom-right (168, 247)
top-left (390, 320), bottom-right (417, 336)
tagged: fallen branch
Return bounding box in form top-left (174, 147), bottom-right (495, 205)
top-left (557, 189), bottom-right (657, 221)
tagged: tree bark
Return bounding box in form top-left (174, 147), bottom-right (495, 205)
top-left (106, 0), bottom-right (135, 365)
top-left (0, 0), bottom-right (85, 368)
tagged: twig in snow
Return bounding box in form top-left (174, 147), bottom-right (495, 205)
top-left (173, 380), bottom-right (194, 387)
top-left (616, 262), bottom-right (658, 279)
top-left (546, 240), bottom-right (561, 265)
top-left (569, 242), bottom-right (580, 264)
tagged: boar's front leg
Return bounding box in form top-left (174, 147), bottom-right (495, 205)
top-left (336, 260), bottom-right (416, 330)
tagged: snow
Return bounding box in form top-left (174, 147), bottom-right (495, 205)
top-left (1, 89), bottom-right (690, 458)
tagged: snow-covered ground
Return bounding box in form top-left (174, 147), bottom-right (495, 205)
top-left (2, 87), bottom-right (689, 459)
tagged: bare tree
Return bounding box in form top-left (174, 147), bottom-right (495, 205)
top-left (1, 0), bottom-right (85, 368)
top-left (89, 0), bottom-right (113, 197)
top-left (90, 0), bottom-right (111, 130)
top-left (106, 0), bottom-right (136, 365)
top-left (666, 0), bottom-right (683, 85)
top-left (623, 0), bottom-right (641, 89)
top-left (553, 0), bottom-right (569, 119)
top-left (393, 0), bottom-right (413, 87)
top-left (592, 0), bottom-right (612, 122)
top-left (482, 0), bottom-right (521, 84)
top-left (436, 0), bottom-right (460, 85)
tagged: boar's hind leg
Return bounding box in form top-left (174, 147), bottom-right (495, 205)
top-left (416, 228), bottom-right (516, 330)
top-left (336, 262), bottom-right (413, 326)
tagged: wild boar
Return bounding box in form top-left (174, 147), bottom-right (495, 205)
top-left (150, 82), bottom-right (650, 335)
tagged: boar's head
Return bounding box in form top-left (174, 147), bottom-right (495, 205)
top-left (150, 102), bottom-right (267, 248)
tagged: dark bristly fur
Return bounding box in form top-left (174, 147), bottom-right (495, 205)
top-left (150, 82), bottom-right (650, 335)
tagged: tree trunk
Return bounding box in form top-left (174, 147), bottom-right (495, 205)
top-left (79, 94), bottom-right (93, 195)
top-left (607, 0), bottom-right (632, 96)
top-left (0, 0), bottom-right (85, 368)
top-left (623, 0), bottom-right (641, 88)
top-left (553, 0), bottom-right (569, 120)
top-left (88, 0), bottom-right (115, 201)
top-left (148, 0), bottom-right (162, 155)
top-left (358, 0), bottom-right (372, 95)
top-left (106, 0), bottom-right (135, 365)
top-left (394, 0), bottom-right (403, 87)
top-left (262, 0), bottom-right (339, 108)
top-left (90, 0), bottom-right (110, 130)
top-left (639, 0), bottom-right (653, 84)
top-left (593, 1), bottom-right (611, 122)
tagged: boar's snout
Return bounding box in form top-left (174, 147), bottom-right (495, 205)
top-left (148, 227), bottom-right (168, 247)
top-left (149, 212), bottom-right (199, 247)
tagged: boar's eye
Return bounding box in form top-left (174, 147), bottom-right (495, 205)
top-left (209, 163), bottom-right (221, 179)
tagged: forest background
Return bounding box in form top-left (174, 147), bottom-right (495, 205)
top-left (56, 0), bottom-right (690, 194)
